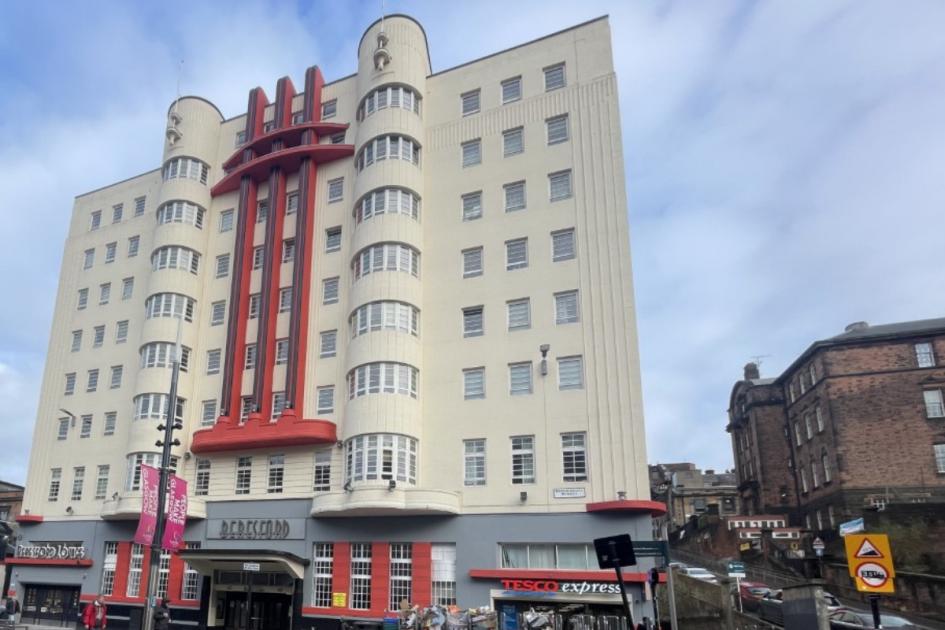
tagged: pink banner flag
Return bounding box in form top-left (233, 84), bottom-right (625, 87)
top-left (161, 474), bottom-right (188, 551)
top-left (133, 464), bottom-right (160, 545)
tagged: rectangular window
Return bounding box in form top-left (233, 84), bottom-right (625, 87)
top-left (463, 439), bottom-right (486, 486)
top-left (328, 178), bottom-right (344, 202)
top-left (462, 192), bottom-right (482, 221)
top-left (316, 386), bottom-right (334, 414)
top-left (109, 365), bottom-right (123, 389)
top-left (461, 89), bottom-right (480, 116)
top-left (501, 76), bottom-right (522, 104)
top-left (286, 191), bottom-right (299, 215)
top-left (275, 338), bottom-right (289, 365)
top-left (236, 457), bottom-right (252, 495)
top-left (65, 372), bottom-right (76, 395)
top-left (253, 245), bottom-right (265, 270)
top-left (805, 413), bottom-right (813, 440)
top-left (350, 543), bottom-right (372, 610)
top-left (282, 238), bottom-right (296, 263)
top-left (94, 325), bottom-right (105, 347)
top-left (552, 228), bottom-right (576, 261)
top-left (462, 247), bottom-right (483, 278)
top-left (544, 63), bottom-right (566, 91)
top-left (503, 127), bottom-right (524, 157)
top-left (240, 396), bottom-right (253, 422)
top-left (389, 543), bottom-right (413, 610)
top-left (794, 422), bottom-right (803, 447)
top-left (122, 277), bottom-right (134, 300)
top-left (431, 544), bottom-right (457, 606)
top-left (95, 464), bottom-right (110, 499)
top-left (80, 415), bottom-right (92, 438)
top-left (248, 293), bottom-right (261, 319)
top-left (326, 227), bottom-right (342, 252)
top-left (463, 367), bottom-right (485, 400)
top-left (48, 468), bottom-right (62, 501)
top-left (57, 417), bottom-right (69, 440)
top-left (509, 362), bottom-right (533, 395)
top-left (504, 181), bottom-right (526, 212)
top-left (312, 543), bottom-right (334, 608)
top-left (77, 288), bottom-right (89, 310)
top-left (555, 290), bottom-right (580, 324)
top-left (322, 99), bottom-right (337, 119)
top-left (104, 412), bottom-right (116, 436)
top-left (314, 449), bottom-right (332, 491)
top-left (83, 248), bottom-right (95, 269)
top-left (507, 299), bottom-right (530, 330)
top-left (134, 196), bottom-right (146, 216)
top-left (511, 436), bottom-right (535, 484)
top-left (100, 542), bottom-right (118, 595)
top-left (105, 241), bottom-right (117, 263)
top-left (268, 455), bottom-right (285, 493)
top-left (461, 139), bottom-right (481, 167)
top-left (809, 363), bottom-right (817, 384)
top-left (210, 301), bottom-right (226, 325)
top-left (505, 238), bottom-right (528, 270)
top-left (546, 114), bottom-right (569, 145)
top-left (549, 169), bottom-right (573, 200)
top-left (182, 542), bottom-right (202, 600)
top-left (207, 349), bottom-right (222, 375)
top-left (463, 306), bottom-right (484, 337)
top-left (916, 342), bottom-right (936, 368)
top-left (126, 543), bottom-right (144, 596)
top-left (801, 467), bottom-right (809, 494)
top-left (562, 432), bottom-right (588, 482)
top-left (220, 209), bottom-right (234, 232)
top-left (272, 391), bottom-right (287, 417)
top-left (935, 444), bottom-right (945, 474)
top-left (256, 200), bottom-right (268, 223)
top-left (815, 405), bottom-right (825, 432)
top-left (87, 368), bottom-right (99, 392)
top-left (90, 210), bottom-right (102, 231)
top-left (558, 356), bottom-right (584, 390)
top-left (116, 320), bottom-right (129, 344)
top-left (128, 236), bottom-right (140, 257)
top-left (201, 400), bottom-right (217, 427)
top-left (924, 389), bottom-right (945, 418)
top-left (279, 287), bottom-right (292, 313)
top-left (71, 466), bottom-right (85, 501)
top-left (320, 330), bottom-right (337, 358)
top-left (99, 282), bottom-right (111, 304)
top-left (323, 277), bottom-right (340, 304)
top-left (215, 254), bottom-right (230, 278)
top-left (244, 344), bottom-right (257, 370)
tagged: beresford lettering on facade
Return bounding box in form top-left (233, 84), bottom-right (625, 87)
top-left (16, 542), bottom-right (87, 560)
top-left (206, 518), bottom-right (305, 540)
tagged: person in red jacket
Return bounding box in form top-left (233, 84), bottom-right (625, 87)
top-left (81, 597), bottom-right (107, 630)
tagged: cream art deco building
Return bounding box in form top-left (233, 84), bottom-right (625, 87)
top-left (13, 14), bottom-right (662, 630)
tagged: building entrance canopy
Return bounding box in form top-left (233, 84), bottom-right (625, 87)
top-left (177, 548), bottom-right (309, 580)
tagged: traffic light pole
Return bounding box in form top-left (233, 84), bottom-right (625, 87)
top-left (140, 327), bottom-right (183, 630)
top-left (608, 540), bottom-right (635, 628)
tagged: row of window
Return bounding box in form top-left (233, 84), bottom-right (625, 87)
top-left (460, 172), bottom-right (572, 224)
top-left (798, 451), bottom-right (833, 494)
top-left (46, 465), bottom-right (111, 502)
top-left (76, 277), bottom-right (136, 309)
top-left (791, 404), bottom-right (826, 446)
top-left (461, 291), bottom-right (578, 337)
top-left (162, 156), bottom-right (210, 185)
top-left (63, 365), bottom-right (125, 395)
top-left (464, 432), bottom-right (587, 486)
top-left (462, 355), bottom-right (584, 398)
top-left (357, 84), bottom-right (421, 121)
top-left (461, 116), bottom-right (569, 170)
top-left (463, 229), bottom-right (575, 278)
top-left (346, 362), bottom-right (419, 400)
top-left (355, 135), bottom-right (420, 171)
top-left (82, 237), bottom-right (139, 269)
top-left (70, 320), bottom-right (129, 352)
top-left (99, 542), bottom-right (200, 600)
top-left (56, 412), bottom-right (117, 440)
top-left (460, 61), bottom-right (567, 116)
top-left (88, 196), bottom-right (146, 232)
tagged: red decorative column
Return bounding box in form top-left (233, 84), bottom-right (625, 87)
top-left (412, 543), bottom-right (432, 607)
top-left (371, 542), bottom-right (390, 613)
top-left (111, 542), bottom-right (132, 600)
top-left (167, 553), bottom-right (185, 604)
top-left (332, 542), bottom-right (351, 606)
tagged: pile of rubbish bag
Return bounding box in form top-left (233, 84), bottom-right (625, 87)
top-left (388, 605), bottom-right (498, 630)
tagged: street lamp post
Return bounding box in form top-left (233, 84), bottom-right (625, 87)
top-left (140, 327), bottom-right (183, 630)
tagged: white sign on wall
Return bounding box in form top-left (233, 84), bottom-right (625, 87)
top-left (553, 488), bottom-right (587, 499)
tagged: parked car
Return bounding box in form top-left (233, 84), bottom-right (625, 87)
top-left (678, 567), bottom-right (719, 584)
top-left (759, 588), bottom-right (843, 626)
top-left (737, 581), bottom-right (772, 612)
top-left (829, 609), bottom-right (922, 628)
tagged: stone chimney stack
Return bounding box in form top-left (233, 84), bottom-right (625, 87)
top-left (744, 362), bottom-right (760, 380)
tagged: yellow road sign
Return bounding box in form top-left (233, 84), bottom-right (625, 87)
top-left (332, 592), bottom-right (347, 607)
top-left (844, 533), bottom-right (895, 593)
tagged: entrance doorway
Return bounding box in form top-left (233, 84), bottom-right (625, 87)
top-left (222, 591), bottom-right (292, 630)
top-left (21, 585), bottom-right (80, 627)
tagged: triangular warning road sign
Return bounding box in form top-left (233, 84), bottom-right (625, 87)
top-left (855, 538), bottom-right (884, 558)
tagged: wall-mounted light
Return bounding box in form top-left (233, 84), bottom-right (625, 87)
top-left (617, 491), bottom-right (627, 500)
top-left (59, 408), bottom-right (76, 427)
top-left (388, 479), bottom-right (397, 491)
top-left (66, 506), bottom-right (74, 514)
top-left (343, 481), bottom-right (353, 492)
top-left (520, 491), bottom-right (528, 502)
top-left (539, 345), bottom-right (550, 376)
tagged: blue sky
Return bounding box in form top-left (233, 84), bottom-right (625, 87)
top-left (1, 0), bottom-right (944, 485)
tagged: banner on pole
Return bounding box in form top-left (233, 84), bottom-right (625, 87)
top-left (162, 474), bottom-right (188, 551)
top-left (133, 464), bottom-right (160, 545)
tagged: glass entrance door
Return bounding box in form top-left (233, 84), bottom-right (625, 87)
top-left (223, 592), bottom-right (291, 630)
top-left (21, 585), bottom-right (80, 626)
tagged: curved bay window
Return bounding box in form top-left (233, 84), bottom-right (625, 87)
top-left (347, 362), bottom-right (418, 399)
top-left (145, 292), bottom-right (195, 322)
top-left (352, 243), bottom-right (419, 280)
top-left (133, 392), bottom-right (185, 423)
top-left (355, 187), bottom-right (420, 223)
top-left (355, 135), bottom-right (420, 172)
top-left (162, 156), bottom-right (210, 185)
top-left (151, 245), bottom-right (201, 274)
top-left (156, 200), bottom-right (205, 228)
top-left (357, 84), bottom-right (421, 121)
top-left (125, 452), bottom-right (179, 491)
top-left (345, 434), bottom-right (418, 485)
top-left (349, 301), bottom-right (419, 338)
top-left (139, 342), bottom-right (191, 371)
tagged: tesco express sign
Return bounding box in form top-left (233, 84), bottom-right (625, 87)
top-left (501, 579), bottom-right (621, 595)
